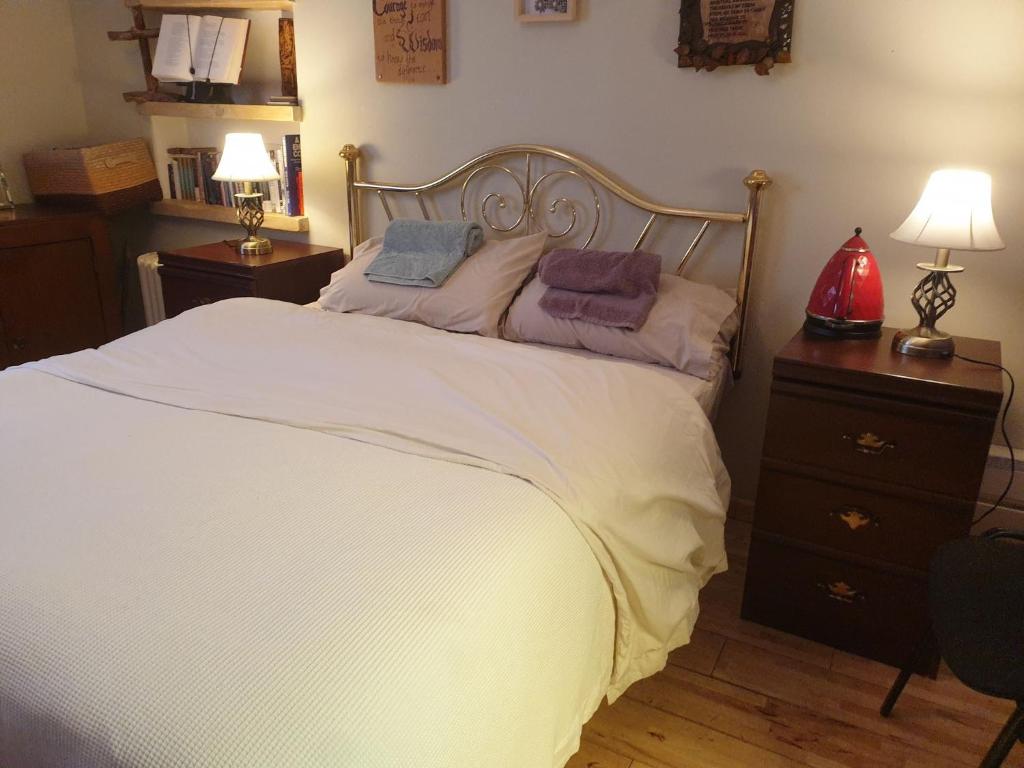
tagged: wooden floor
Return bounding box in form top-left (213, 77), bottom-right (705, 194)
top-left (566, 519), bottom-right (1022, 768)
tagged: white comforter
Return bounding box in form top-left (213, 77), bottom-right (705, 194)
top-left (0, 299), bottom-right (728, 767)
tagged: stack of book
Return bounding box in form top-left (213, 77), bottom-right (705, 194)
top-left (165, 135), bottom-right (303, 216)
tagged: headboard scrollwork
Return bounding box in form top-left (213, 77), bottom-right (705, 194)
top-left (340, 143), bottom-right (770, 378)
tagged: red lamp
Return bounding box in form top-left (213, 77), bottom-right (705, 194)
top-left (804, 228), bottom-right (884, 340)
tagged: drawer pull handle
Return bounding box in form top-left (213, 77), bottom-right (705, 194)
top-left (817, 580), bottom-right (865, 604)
top-left (831, 505), bottom-right (878, 531)
top-left (843, 431), bottom-right (896, 455)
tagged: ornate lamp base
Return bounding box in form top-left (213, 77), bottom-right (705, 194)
top-left (238, 235), bottom-right (273, 256)
top-left (233, 190), bottom-right (273, 258)
top-left (893, 325), bottom-right (955, 358)
top-left (892, 259), bottom-right (960, 359)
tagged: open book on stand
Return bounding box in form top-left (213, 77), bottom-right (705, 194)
top-left (152, 15), bottom-right (250, 84)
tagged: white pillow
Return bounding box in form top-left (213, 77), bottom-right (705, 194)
top-left (503, 272), bottom-right (737, 380)
top-left (319, 231), bottom-right (548, 337)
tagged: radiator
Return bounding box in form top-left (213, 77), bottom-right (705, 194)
top-left (137, 252), bottom-right (166, 326)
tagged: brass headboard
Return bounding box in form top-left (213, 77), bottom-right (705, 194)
top-left (339, 143), bottom-right (770, 378)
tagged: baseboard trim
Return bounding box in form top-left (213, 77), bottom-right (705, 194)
top-left (971, 503), bottom-right (1024, 533)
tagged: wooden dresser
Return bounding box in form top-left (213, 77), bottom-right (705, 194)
top-left (158, 240), bottom-right (344, 319)
top-left (741, 327), bottom-right (1003, 673)
top-left (0, 206), bottom-right (120, 370)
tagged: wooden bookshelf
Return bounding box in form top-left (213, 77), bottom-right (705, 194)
top-left (125, 0), bottom-right (294, 10)
top-left (138, 102), bottom-right (301, 122)
top-left (151, 199), bottom-right (309, 232)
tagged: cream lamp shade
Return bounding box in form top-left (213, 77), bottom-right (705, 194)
top-left (890, 169), bottom-right (1005, 252)
top-left (212, 133), bottom-right (280, 183)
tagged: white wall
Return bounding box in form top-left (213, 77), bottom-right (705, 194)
top-left (293, 1), bottom-right (1024, 501)
top-left (35, 1), bottom-right (1024, 501)
top-left (0, 0), bottom-right (90, 202)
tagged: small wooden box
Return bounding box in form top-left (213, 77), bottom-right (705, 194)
top-left (23, 138), bottom-right (162, 215)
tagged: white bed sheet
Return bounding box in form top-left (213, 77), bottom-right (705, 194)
top-left (517, 342), bottom-right (733, 421)
top-left (0, 372), bottom-right (613, 768)
top-left (1, 298), bottom-right (729, 768)
top-left (304, 299), bottom-right (733, 420)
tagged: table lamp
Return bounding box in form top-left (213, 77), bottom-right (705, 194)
top-left (889, 169), bottom-right (1005, 358)
top-left (212, 133), bottom-right (280, 257)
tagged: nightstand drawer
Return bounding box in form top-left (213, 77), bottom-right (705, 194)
top-left (160, 268), bottom-right (253, 319)
top-left (741, 535), bottom-right (936, 673)
top-left (762, 381), bottom-right (993, 498)
top-left (754, 462), bottom-right (972, 571)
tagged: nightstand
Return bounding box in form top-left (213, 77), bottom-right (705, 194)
top-left (158, 240), bottom-right (344, 319)
top-left (741, 327), bottom-right (1003, 673)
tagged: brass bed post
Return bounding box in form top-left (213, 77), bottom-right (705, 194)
top-left (732, 170), bottom-right (772, 379)
top-left (340, 144), bottom-right (362, 260)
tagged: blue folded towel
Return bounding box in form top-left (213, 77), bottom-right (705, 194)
top-left (364, 220), bottom-right (485, 288)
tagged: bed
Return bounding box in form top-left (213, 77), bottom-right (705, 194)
top-left (0, 144), bottom-right (769, 768)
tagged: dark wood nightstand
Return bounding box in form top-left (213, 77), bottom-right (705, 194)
top-left (741, 327), bottom-right (1003, 674)
top-left (158, 240), bottom-right (344, 319)
top-left (0, 206), bottom-right (120, 369)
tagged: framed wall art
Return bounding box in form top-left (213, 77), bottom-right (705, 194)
top-left (516, 0), bottom-right (578, 23)
top-left (373, 0), bottom-right (448, 84)
top-left (676, 0), bottom-right (794, 75)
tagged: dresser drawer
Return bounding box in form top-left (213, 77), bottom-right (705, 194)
top-left (754, 462), bottom-right (972, 571)
top-left (741, 535), bottom-right (937, 673)
top-left (762, 381), bottom-right (994, 499)
top-left (160, 267), bottom-right (253, 319)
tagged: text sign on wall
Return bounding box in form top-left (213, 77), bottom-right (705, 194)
top-left (373, 0), bottom-right (447, 85)
top-left (700, 0), bottom-right (774, 45)
top-left (677, 0), bottom-right (794, 75)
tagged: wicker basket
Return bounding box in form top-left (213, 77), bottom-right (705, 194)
top-left (23, 138), bottom-right (162, 215)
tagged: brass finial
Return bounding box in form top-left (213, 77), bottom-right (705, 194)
top-left (339, 144), bottom-right (361, 161)
top-left (744, 169), bottom-right (772, 188)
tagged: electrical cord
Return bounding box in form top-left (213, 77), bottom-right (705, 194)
top-left (954, 353), bottom-right (1016, 525)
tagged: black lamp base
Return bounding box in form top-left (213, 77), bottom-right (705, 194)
top-left (803, 313), bottom-right (883, 340)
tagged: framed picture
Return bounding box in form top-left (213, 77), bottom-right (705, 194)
top-left (676, 0), bottom-right (794, 75)
top-left (373, 0), bottom-right (448, 84)
top-left (516, 0), bottom-right (578, 23)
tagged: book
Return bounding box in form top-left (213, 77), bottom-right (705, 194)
top-left (152, 15), bottom-right (250, 84)
top-left (165, 145), bottom-right (284, 211)
top-left (265, 149), bottom-right (282, 214)
top-left (282, 134), bottom-right (302, 216)
top-left (169, 147), bottom-right (217, 205)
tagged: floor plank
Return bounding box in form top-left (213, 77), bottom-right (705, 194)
top-left (564, 738), bottom-right (633, 768)
top-left (666, 628), bottom-right (725, 675)
top-left (713, 638), bottom-right (1017, 766)
top-left (585, 697), bottom-right (804, 768)
top-left (627, 661), bottom-right (919, 768)
top-left (829, 650), bottom-right (1013, 725)
top-left (570, 519), bottom-right (1023, 768)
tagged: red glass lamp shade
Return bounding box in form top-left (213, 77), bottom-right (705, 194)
top-left (804, 228), bottom-right (884, 339)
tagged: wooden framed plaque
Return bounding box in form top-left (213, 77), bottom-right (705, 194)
top-left (373, 0), bottom-right (447, 85)
top-left (676, 0), bottom-right (794, 76)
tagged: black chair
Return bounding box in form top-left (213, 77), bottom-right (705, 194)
top-left (880, 528), bottom-right (1024, 768)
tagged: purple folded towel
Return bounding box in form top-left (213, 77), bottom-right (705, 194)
top-left (539, 286), bottom-right (658, 331)
top-left (538, 249), bottom-right (661, 298)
